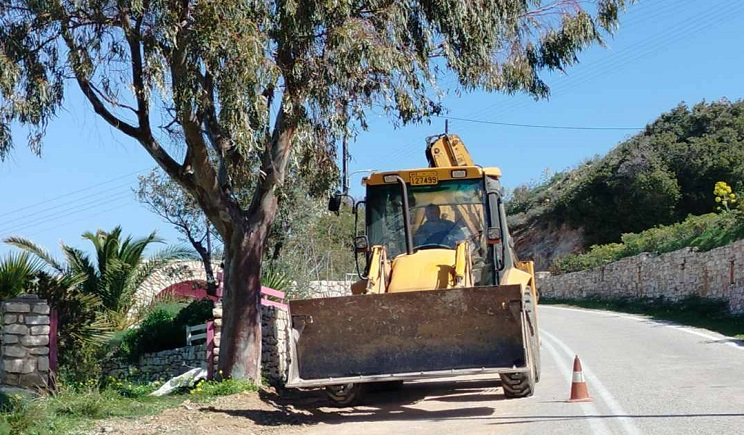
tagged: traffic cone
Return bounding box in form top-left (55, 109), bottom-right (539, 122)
top-left (567, 355), bottom-right (592, 402)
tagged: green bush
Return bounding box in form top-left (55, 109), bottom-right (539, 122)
top-left (509, 100), bottom-right (744, 248)
top-left (121, 309), bottom-right (180, 361)
top-left (121, 298), bottom-right (214, 361)
top-left (552, 211), bottom-right (744, 273)
top-left (174, 298), bottom-right (215, 329)
top-left (0, 391), bottom-right (42, 434)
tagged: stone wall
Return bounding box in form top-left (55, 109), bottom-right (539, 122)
top-left (539, 239), bottom-right (744, 313)
top-left (211, 303), bottom-right (289, 386)
top-left (261, 306), bottom-right (289, 386)
top-left (211, 303), bottom-right (222, 377)
top-left (1, 295), bottom-right (50, 388)
top-left (103, 344), bottom-right (207, 381)
top-left (305, 280), bottom-right (352, 298)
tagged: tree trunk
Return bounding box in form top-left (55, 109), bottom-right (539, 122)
top-left (219, 227), bottom-right (265, 381)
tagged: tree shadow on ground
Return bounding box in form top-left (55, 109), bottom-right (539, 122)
top-left (201, 378), bottom-right (505, 427)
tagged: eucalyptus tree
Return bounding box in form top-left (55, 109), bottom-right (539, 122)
top-left (0, 0), bottom-right (629, 380)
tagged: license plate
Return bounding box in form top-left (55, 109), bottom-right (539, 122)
top-left (410, 171), bottom-right (438, 185)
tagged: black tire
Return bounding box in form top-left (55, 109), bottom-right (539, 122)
top-left (325, 383), bottom-right (365, 407)
top-left (500, 369), bottom-right (535, 398)
top-left (500, 338), bottom-right (536, 398)
top-left (501, 291), bottom-right (537, 398)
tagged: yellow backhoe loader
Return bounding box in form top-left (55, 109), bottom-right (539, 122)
top-left (286, 133), bottom-right (540, 405)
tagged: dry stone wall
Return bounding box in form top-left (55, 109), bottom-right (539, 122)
top-left (261, 306), bottom-right (289, 386)
top-left (538, 239), bottom-right (744, 313)
top-left (103, 344), bottom-right (207, 381)
top-left (211, 303), bottom-right (289, 386)
top-left (305, 280), bottom-right (352, 298)
top-left (1, 295), bottom-right (50, 388)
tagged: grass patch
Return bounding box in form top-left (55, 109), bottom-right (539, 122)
top-left (0, 387), bottom-right (186, 434)
top-left (542, 294), bottom-right (744, 339)
top-left (0, 376), bottom-right (259, 434)
top-left (189, 377), bottom-right (259, 402)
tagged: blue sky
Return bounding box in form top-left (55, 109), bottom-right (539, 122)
top-left (2, 0), bottom-right (743, 257)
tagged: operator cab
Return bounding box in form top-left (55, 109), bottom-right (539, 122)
top-left (360, 166), bottom-right (510, 287)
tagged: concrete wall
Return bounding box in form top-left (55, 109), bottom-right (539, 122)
top-left (538, 239), bottom-right (744, 313)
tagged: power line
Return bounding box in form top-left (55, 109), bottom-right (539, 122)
top-left (21, 201), bottom-right (134, 239)
top-left (0, 192), bottom-right (134, 237)
top-left (0, 180), bottom-right (139, 229)
top-left (442, 116), bottom-right (642, 131)
top-left (0, 167), bottom-right (152, 220)
top-left (368, 0), bottom-right (720, 169)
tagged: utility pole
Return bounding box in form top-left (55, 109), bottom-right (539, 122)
top-left (342, 130), bottom-right (349, 194)
top-left (341, 100), bottom-right (350, 194)
top-left (205, 216), bottom-right (212, 257)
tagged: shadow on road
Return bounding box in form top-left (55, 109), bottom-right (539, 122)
top-left (202, 378), bottom-right (504, 427)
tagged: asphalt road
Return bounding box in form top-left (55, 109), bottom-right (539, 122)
top-left (290, 305), bottom-right (744, 435)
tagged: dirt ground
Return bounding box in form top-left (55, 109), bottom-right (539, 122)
top-left (91, 387), bottom-right (323, 435)
top-left (91, 380), bottom-right (496, 435)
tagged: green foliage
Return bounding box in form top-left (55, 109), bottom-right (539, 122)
top-left (261, 266), bottom-right (291, 292)
top-left (6, 226), bottom-right (196, 331)
top-left (30, 273), bottom-right (110, 386)
top-left (0, 252), bottom-right (44, 300)
top-left (121, 298), bottom-right (214, 360)
top-left (510, 100), bottom-right (744, 247)
top-left (552, 211), bottom-right (744, 273)
top-left (122, 309), bottom-right (181, 360)
top-left (103, 377), bottom-right (161, 398)
top-left (0, 0), bottom-right (627, 160)
top-left (173, 298), bottom-right (215, 329)
top-left (550, 243), bottom-right (625, 273)
top-left (0, 375), bottom-right (260, 433)
top-left (267, 188), bottom-right (357, 294)
top-left (0, 391), bottom-right (46, 434)
top-left (188, 377), bottom-right (258, 401)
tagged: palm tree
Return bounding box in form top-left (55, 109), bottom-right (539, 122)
top-left (0, 252), bottom-right (45, 300)
top-left (6, 226), bottom-right (195, 330)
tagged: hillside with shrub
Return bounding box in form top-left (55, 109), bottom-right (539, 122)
top-left (509, 99), bottom-right (744, 270)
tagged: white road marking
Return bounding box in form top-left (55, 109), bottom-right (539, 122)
top-left (543, 305), bottom-right (744, 350)
top-left (542, 330), bottom-right (642, 435)
top-left (540, 338), bottom-right (611, 435)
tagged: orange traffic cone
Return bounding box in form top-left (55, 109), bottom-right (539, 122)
top-left (568, 355), bottom-right (592, 402)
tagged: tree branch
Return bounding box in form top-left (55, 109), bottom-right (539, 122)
top-left (122, 9), bottom-right (151, 133)
top-left (165, 5), bottom-right (242, 236)
top-left (246, 98), bottom-right (298, 223)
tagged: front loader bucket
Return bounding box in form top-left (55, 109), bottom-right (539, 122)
top-left (286, 285), bottom-right (526, 388)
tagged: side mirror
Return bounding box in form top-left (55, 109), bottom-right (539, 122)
top-left (353, 235), bottom-right (370, 253)
top-left (328, 192), bottom-right (343, 213)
